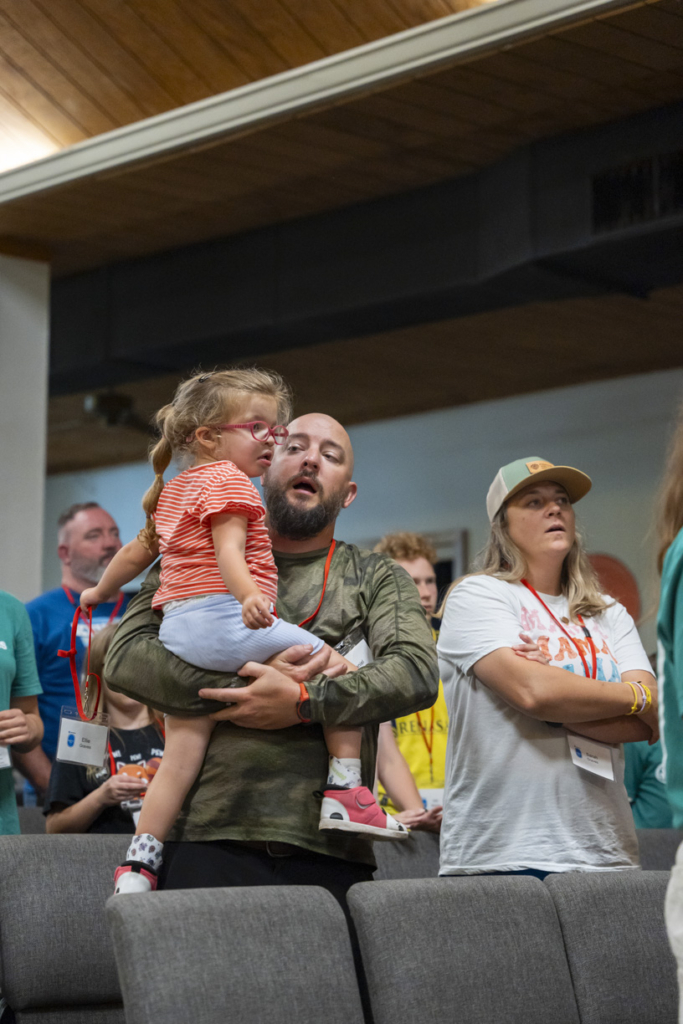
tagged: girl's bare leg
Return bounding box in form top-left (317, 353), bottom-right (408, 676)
top-left (115, 715), bottom-right (215, 892)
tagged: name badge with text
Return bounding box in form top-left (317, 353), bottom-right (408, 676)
top-left (567, 733), bottom-right (615, 781)
top-left (56, 707), bottom-right (109, 768)
top-left (419, 788), bottom-right (444, 811)
top-left (335, 627), bottom-right (373, 669)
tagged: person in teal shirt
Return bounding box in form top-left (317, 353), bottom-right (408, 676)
top-left (658, 505), bottom-right (683, 828)
top-left (624, 739), bottom-right (673, 829)
top-left (0, 591), bottom-right (44, 834)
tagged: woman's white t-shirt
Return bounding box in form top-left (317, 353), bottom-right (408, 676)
top-left (437, 575), bottom-right (652, 875)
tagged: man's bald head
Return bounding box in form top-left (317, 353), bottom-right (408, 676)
top-left (286, 413), bottom-right (354, 478)
top-left (263, 411), bottom-right (357, 542)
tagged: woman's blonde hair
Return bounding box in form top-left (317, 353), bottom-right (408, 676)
top-left (139, 367), bottom-right (292, 549)
top-left (656, 399), bottom-right (683, 574)
top-left (439, 503), bottom-right (610, 623)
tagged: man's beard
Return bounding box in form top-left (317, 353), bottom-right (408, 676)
top-left (69, 554), bottom-right (111, 585)
top-left (263, 475), bottom-right (347, 541)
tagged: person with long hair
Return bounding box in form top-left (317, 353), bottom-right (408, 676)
top-left (44, 624), bottom-right (164, 834)
top-left (437, 456), bottom-right (658, 878)
top-left (657, 406), bottom-right (683, 1022)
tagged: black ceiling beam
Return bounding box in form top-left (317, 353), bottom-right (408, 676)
top-left (50, 99), bottom-right (683, 396)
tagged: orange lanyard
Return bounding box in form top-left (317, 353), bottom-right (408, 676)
top-left (521, 579), bottom-right (598, 679)
top-left (62, 586), bottom-right (124, 625)
top-left (57, 607), bottom-right (102, 721)
top-left (415, 706), bottom-right (435, 781)
top-left (290, 540), bottom-right (336, 628)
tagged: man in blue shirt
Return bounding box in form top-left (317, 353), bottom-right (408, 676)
top-left (15, 502), bottom-right (130, 801)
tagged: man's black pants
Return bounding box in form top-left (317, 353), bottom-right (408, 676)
top-left (160, 840), bottom-right (375, 1021)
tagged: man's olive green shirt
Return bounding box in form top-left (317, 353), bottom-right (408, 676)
top-left (105, 542), bottom-right (439, 865)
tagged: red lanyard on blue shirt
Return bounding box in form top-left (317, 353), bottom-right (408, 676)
top-left (62, 586), bottom-right (124, 625)
top-left (57, 589), bottom-right (125, 722)
top-left (521, 579), bottom-right (598, 680)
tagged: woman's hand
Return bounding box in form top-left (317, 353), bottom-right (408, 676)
top-left (99, 773), bottom-right (148, 807)
top-left (394, 806), bottom-right (443, 833)
top-left (0, 707), bottom-right (33, 747)
top-left (242, 592), bottom-right (274, 630)
top-left (639, 684), bottom-right (660, 744)
top-left (512, 632), bottom-right (550, 664)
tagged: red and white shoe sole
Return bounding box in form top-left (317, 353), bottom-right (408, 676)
top-left (319, 817), bottom-right (410, 840)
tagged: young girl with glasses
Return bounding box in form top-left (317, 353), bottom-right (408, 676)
top-left (81, 368), bottom-right (406, 894)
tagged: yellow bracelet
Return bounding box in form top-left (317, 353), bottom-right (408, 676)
top-left (626, 682), bottom-right (640, 716)
top-left (636, 683), bottom-right (652, 716)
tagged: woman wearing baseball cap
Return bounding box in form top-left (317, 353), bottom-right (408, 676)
top-left (437, 457), bottom-right (658, 878)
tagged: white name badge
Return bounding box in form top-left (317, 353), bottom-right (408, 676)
top-left (567, 733), bottom-right (615, 781)
top-left (347, 638), bottom-right (373, 668)
top-left (0, 745), bottom-right (11, 770)
top-left (56, 707), bottom-right (109, 768)
top-left (419, 787), bottom-right (444, 810)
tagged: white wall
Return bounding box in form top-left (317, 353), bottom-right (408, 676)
top-left (43, 368), bottom-right (683, 652)
top-left (0, 254), bottom-right (49, 601)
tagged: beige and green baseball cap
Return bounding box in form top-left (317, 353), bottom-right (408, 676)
top-left (486, 457), bottom-right (592, 522)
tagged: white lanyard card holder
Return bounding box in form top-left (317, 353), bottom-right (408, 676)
top-left (566, 733), bottom-right (615, 781)
top-left (56, 706), bottom-right (110, 768)
top-left (0, 743), bottom-right (11, 770)
top-left (335, 626), bottom-right (373, 669)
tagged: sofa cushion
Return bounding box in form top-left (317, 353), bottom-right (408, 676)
top-left (0, 835), bottom-right (128, 1010)
top-left (347, 876), bottom-right (580, 1024)
top-left (106, 885), bottom-right (364, 1024)
top-left (637, 829), bottom-right (681, 872)
top-left (17, 807), bottom-right (45, 835)
top-left (545, 870), bottom-right (677, 1024)
top-left (373, 830), bottom-right (439, 880)
top-left (15, 1006), bottom-right (124, 1023)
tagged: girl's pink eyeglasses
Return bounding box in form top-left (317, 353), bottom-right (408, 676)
top-left (219, 421), bottom-right (289, 444)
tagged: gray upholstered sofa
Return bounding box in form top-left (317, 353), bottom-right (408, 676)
top-left (0, 832), bottom-right (679, 1022)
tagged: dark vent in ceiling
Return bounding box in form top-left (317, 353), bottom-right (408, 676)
top-left (593, 150), bottom-right (683, 233)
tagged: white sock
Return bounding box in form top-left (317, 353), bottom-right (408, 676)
top-left (126, 833), bottom-right (164, 873)
top-left (327, 756), bottom-right (362, 789)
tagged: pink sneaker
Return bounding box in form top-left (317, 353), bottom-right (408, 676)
top-left (114, 863), bottom-right (158, 895)
top-left (319, 786), bottom-right (409, 841)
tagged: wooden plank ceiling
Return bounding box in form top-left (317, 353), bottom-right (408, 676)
top-left (47, 279), bottom-right (683, 474)
top-left (1, 0), bottom-right (683, 275)
top-left (0, 0), bottom-right (488, 170)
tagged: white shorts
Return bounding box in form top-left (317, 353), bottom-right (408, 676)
top-left (159, 593), bottom-right (325, 672)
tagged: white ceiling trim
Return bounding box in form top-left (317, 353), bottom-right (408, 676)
top-left (0, 0), bottom-right (640, 205)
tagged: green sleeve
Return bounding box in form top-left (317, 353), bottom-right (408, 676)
top-left (104, 565), bottom-right (239, 716)
top-left (623, 741), bottom-right (673, 830)
top-left (307, 558), bottom-right (439, 727)
top-left (11, 603), bottom-right (42, 698)
top-left (672, 566), bottom-right (683, 720)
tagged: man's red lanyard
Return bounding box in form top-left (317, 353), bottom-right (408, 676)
top-left (280, 540), bottom-right (336, 719)
top-left (292, 540), bottom-right (336, 628)
top-left (57, 607), bottom-right (102, 721)
top-left (62, 586), bottom-right (124, 625)
top-left (521, 579), bottom-right (597, 679)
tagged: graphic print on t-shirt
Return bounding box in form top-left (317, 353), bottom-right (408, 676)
top-left (518, 601), bottom-right (622, 681)
top-left (93, 741), bottom-right (164, 818)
